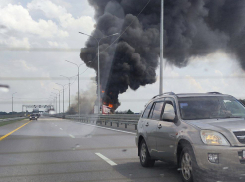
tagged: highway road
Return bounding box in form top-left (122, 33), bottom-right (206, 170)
top-left (0, 116), bottom-right (181, 182)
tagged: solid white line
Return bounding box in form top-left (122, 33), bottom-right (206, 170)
top-left (69, 134), bottom-right (75, 138)
top-left (95, 153), bottom-right (117, 166)
top-left (76, 122), bottom-right (136, 135)
top-left (60, 128), bottom-right (63, 130)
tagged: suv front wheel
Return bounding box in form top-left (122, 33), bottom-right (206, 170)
top-left (139, 140), bottom-right (155, 167)
top-left (180, 145), bottom-right (197, 182)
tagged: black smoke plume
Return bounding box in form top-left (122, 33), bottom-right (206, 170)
top-left (80, 0), bottom-right (245, 110)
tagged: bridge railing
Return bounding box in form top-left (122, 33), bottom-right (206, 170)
top-left (48, 114), bottom-right (141, 130)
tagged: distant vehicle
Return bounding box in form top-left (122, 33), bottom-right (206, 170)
top-left (33, 108), bottom-right (39, 113)
top-left (48, 110), bottom-right (55, 115)
top-left (136, 92), bottom-right (245, 182)
top-left (29, 114), bottom-right (38, 120)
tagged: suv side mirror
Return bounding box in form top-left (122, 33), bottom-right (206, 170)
top-left (162, 112), bottom-right (175, 121)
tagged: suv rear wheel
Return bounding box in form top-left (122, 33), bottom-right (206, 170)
top-left (139, 140), bottom-right (155, 167)
top-left (180, 145), bottom-right (197, 182)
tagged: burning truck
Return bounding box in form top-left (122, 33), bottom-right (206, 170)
top-left (94, 104), bottom-right (113, 114)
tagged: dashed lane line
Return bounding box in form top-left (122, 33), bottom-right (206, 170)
top-left (95, 153), bottom-right (117, 166)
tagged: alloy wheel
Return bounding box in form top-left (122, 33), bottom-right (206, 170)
top-left (181, 152), bottom-right (192, 180)
top-left (140, 143), bottom-right (147, 163)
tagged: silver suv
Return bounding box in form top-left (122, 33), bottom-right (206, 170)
top-left (136, 92), bottom-right (245, 182)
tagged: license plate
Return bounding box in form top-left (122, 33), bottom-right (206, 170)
top-left (243, 151), bottom-right (245, 159)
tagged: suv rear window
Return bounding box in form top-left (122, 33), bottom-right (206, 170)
top-left (151, 102), bottom-right (164, 120)
top-left (142, 102), bottom-right (153, 118)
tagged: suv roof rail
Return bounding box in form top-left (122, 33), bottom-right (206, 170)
top-left (207, 92), bottom-right (222, 94)
top-left (152, 92), bottom-right (175, 99)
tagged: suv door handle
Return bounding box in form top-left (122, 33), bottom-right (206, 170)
top-left (145, 122), bottom-right (149, 126)
top-left (158, 124), bottom-right (162, 129)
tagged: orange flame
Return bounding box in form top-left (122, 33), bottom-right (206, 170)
top-left (108, 104), bottom-right (113, 108)
top-left (102, 90), bottom-right (105, 93)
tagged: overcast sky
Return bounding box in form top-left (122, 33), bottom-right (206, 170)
top-left (1, 0), bottom-right (245, 113)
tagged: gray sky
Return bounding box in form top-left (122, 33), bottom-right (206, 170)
top-left (1, 0), bottom-right (245, 113)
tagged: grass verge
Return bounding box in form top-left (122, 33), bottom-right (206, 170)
top-left (0, 119), bottom-right (25, 127)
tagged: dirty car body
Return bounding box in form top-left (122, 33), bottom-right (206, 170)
top-left (136, 92), bottom-right (245, 181)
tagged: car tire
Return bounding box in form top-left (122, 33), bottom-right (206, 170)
top-left (180, 145), bottom-right (198, 182)
top-left (139, 140), bottom-right (155, 167)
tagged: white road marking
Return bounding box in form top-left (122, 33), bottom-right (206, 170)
top-left (95, 153), bottom-right (117, 166)
top-left (69, 134), bottom-right (75, 138)
top-left (60, 128), bottom-right (63, 130)
top-left (75, 122), bottom-right (136, 135)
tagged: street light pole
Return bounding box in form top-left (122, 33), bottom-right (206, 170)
top-left (97, 42), bottom-right (100, 114)
top-left (12, 92), bottom-right (17, 113)
top-left (65, 60), bottom-right (86, 118)
top-left (79, 32), bottom-right (119, 114)
top-left (160, 0), bottom-right (164, 95)
top-left (60, 75), bottom-right (73, 110)
top-left (53, 88), bottom-right (61, 113)
top-left (78, 67), bottom-right (80, 115)
top-left (55, 83), bottom-right (66, 114)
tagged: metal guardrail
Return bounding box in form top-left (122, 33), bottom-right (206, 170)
top-left (0, 115), bottom-right (25, 119)
top-left (0, 117), bottom-right (26, 123)
top-left (49, 114), bottom-right (141, 130)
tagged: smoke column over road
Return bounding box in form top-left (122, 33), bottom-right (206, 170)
top-left (67, 83), bottom-right (96, 114)
top-left (80, 0), bottom-right (245, 110)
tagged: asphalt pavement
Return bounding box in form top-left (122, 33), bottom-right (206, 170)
top-left (0, 116), bottom-right (181, 182)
